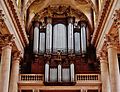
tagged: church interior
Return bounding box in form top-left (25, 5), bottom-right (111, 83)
top-left (0, 0), bottom-right (120, 92)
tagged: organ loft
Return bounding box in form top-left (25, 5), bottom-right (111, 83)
top-left (0, 0), bottom-right (120, 92)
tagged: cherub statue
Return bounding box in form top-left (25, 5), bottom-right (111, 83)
top-left (57, 50), bottom-right (61, 60)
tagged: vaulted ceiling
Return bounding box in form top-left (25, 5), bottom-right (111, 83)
top-left (24, 0), bottom-right (98, 32)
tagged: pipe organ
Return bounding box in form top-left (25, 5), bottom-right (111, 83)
top-left (33, 17), bottom-right (87, 55)
top-left (27, 16), bottom-right (99, 86)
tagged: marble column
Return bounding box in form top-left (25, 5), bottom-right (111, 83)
top-left (9, 51), bottom-right (22, 92)
top-left (97, 50), bottom-right (111, 92)
top-left (105, 34), bottom-right (120, 92)
top-left (0, 34), bottom-right (14, 92)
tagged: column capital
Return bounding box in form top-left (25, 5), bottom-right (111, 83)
top-left (0, 34), bottom-right (15, 47)
top-left (97, 50), bottom-right (107, 62)
top-left (105, 34), bottom-right (118, 49)
top-left (13, 51), bottom-right (22, 62)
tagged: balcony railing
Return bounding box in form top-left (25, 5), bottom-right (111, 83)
top-left (76, 74), bottom-right (101, 85)
top-left (76, 74), bottom-right (100, 81)
top-left (19, 74), bottom-right (101, 86)
top-left (19, 74), bottom-right (44, 85)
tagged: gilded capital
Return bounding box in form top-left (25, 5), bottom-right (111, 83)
top-left (97, 50), bottom-right (107, 61)
top-left (0, 34), bottom-right (15, 47)
top-left (13, 51), bottom-right (22, 61)
top-left (105, 34), bottom-right (118, 47)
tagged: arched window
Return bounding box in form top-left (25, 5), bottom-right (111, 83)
top-left (53, 24), bottom-right (67, 53)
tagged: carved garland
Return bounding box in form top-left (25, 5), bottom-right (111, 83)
top-left (34, 5), bottom-right (87, 21)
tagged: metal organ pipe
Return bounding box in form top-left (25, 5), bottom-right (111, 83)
top-left (70, 63), bottom-right (75, 82)
top-left (33, 22), bottom-right (39, 54)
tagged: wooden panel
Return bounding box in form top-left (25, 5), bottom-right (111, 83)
top-left (87, 90), bottom-right (98, 92)
top-left (21, 90), bottom-right (32, 92)
top-left (41, 90), bottom-right (80, 92)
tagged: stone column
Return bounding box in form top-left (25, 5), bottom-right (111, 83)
top-left (0, 34), bottom-right (14, 92)
top-left (105, 34), bottom-right (120, 92)
top-left (9, 51), bottom-right (22, 92)
top-left (97, 50), bottom-right (111, 92)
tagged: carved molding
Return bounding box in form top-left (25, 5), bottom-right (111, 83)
top-left (0, 10), bottom-right (4, 28)
top-left (35, 5), bottom-right (87, 22)
top-left (74, 0), bottom-right (88, 4)
top-left (6, 0), bottom-right (29, 46)
top-left (91, 0), bottom-right (112, 45)
top-left (113, 8), bottom-right (120, 28)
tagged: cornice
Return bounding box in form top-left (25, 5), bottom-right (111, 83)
top-left (4, 0), bottom-right (29, 47)
top-left (91, 0), bottom-right (113, 46)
